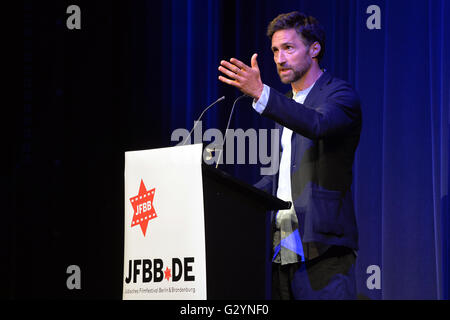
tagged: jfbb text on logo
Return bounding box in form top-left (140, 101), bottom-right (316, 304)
top-left (124, 258), bottom-right (195, 284)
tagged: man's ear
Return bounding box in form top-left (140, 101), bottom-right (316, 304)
top-left (309, 41), bottom-right (321, 59)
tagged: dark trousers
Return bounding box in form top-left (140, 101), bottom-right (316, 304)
top-left (272, 246), bottom-right (357, 300)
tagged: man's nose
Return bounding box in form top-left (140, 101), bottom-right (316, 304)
top-left (276, 51), bottom-right (286, 65)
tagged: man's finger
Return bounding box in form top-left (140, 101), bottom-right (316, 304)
top-left (218, 65), bottom-right (243, 81)
top-left (229, 58), bottom-right (249, 71)
top-left (251, 53), bottom-right (259, 70)
top-left (218, 75), bottom-right (241, 88)
top-left (220, 60), bottom-right (241, 74)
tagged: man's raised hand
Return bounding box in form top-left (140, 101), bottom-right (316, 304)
top-left (218, 53), bottom-right (264, 100)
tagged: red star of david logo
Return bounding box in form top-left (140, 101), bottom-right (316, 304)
top-left (164, 267), bottom-right (171, 281)
top-left (129, 179), bottom-right (157, 236)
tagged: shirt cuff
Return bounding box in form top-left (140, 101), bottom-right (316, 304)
top-left (252, 84), bottom-right (270, 114)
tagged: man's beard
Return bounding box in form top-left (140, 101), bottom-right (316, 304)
top-left (278, 57), bottom-right (312, 84)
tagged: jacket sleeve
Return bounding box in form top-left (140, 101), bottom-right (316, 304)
top-left (261, 83), bottom-right (361, 140)
top-left (253, 174), bottom-right (273, 194)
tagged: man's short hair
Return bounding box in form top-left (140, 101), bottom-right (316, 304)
top-left (267, 11), bottom-right (325, 62)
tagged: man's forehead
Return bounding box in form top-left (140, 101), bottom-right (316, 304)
top-left (271, 28), bottom-right (302, 46)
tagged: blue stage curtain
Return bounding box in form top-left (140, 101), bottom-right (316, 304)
top-left (17, 0), bottom-right (448, 299)
top-left (157, 0), bottom-right (449, 299)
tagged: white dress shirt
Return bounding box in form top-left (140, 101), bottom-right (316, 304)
top-left (252, 83), bottom-right (315, 264)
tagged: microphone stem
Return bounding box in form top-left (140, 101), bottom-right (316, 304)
top-left (182, 96), bottom-right (225, 146)
top-left (215, 94), bottom-right (248, 169)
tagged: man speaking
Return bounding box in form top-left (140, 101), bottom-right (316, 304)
top-left (218, 11), bottom-right (362, 300)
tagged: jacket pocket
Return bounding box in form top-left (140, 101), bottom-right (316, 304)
top-left (309, 188), bottom-right (344, 237)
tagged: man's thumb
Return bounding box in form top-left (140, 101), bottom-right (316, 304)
top-left (251, 53), bottom-right (259, 69)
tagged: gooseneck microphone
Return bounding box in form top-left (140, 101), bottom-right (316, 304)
top-left (215, 94), bottom-right (250, 169)
top-left (181, 96), bottom-right (226, 146)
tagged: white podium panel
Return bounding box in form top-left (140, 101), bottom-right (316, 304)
top-left (123, 144), bottom-right (207, 300)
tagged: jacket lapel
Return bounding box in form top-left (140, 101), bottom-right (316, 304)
top-left (288, 71), bottom-right (332, 174)
top-left (303, 70), bottom-right (331, 107)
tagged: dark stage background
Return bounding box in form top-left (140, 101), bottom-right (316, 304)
top-left (15, 0), bottom-right (449, 299)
